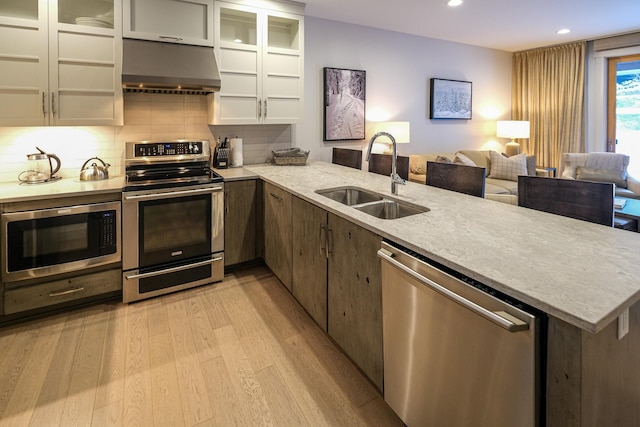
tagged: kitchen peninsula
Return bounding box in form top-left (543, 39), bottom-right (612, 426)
top-left (245, 161), bottom-right (640, 426)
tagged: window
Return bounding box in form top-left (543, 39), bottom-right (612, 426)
top-left (607, 54), bottom-right (640, 176)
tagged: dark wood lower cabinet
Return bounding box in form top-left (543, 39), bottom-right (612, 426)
top-left (224, 180), bottom-right (259, 267)
top-left (327, 213), bottom-right (383, 390)
top-left (290, 197), bottom-right (383, 390)
top-left (292, 197), bottom-right (328, 331)
top-left (263, 182), bottom-right (293, 291)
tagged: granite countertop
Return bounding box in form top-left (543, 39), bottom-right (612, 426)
top-left (0, 176), bottom-right (125, 204)
top-left (246, 161), bottom-right (640, 334)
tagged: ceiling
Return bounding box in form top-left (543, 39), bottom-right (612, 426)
top-left (302, 0), bottom-right (640, 52)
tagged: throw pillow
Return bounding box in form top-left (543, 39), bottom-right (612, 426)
top-left (488, 151), bottom-right (528, 181)
top-left (435, 155), bottom-right (452, 163)
top-left (453, 153), bottom-right (477, 166)
top-left (575, 166), bottom-right (628, 188)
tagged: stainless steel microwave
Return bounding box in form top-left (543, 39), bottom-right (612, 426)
top-left (1, 201), bottom-right (121, 282)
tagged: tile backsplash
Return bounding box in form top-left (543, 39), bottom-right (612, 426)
top-left (0, 93), bottom-right (291, 183)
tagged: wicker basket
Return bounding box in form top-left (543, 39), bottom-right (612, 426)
top-left (272, 148), bottom-right (309, 166)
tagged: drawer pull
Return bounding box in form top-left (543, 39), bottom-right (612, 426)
top-left (49, 287), bottom-right (85, 297)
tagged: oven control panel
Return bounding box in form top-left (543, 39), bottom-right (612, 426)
top-left (133, 141), bottom-right (203, 157)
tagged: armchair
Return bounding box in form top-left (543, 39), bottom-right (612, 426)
top-left (560, 152), bottom-right (640, 200)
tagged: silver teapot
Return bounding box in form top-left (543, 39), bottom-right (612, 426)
top-left (79, 157), bottom-right (110, 181)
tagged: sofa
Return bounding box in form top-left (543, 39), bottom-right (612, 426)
top-left (560, 152), bottom-right (640, 200)
top-left (409, 150), bottom-right (547, 204)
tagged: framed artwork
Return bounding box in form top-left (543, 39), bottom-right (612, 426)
top-left (429, 78), bottom-right (472, 120)
top-left (323, 67), bottom-right (366, 141)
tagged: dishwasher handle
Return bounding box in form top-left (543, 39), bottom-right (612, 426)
top-left (378, 248), bottom-right (529, 333)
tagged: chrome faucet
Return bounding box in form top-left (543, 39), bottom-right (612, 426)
top-left (366, 132), bottom-right (406, 195)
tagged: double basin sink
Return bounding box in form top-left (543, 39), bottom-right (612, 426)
top-left (315, 186), bottom-right (429, 219)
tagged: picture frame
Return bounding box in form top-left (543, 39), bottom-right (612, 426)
top-left (323, 67), bottom-right (366, 141)
top-left (429, 78), bottom-right (472, 120)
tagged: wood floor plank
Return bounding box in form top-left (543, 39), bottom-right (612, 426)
top-left (183, 293), bottom-right (222, 363)
top-left (94, 303), bottom-right (127, 410)
top-left (0, 316), bottom-right (65, 426)
top-left (0, 322), bottom-right (50, 418)
top-left (27, 310), bottom-right (86, 427)
top-left (122, 302), bottom-right (153, 426)
top-left (91, 399), bottom-right (123, 426)
top-left (59, 307), bottom-right (110, 426)
top-left (149, 332), bottom-right (185, 427)
top-left (201, 356), bottom-right (250, 426)
top-left (215, 324), bottom-right (274, 426)
top-left (145, 297), bottom-right (170, 338)
top-left (254, 364), bottom-right (310, 426)
top-left (166, 296), bottom-right (214, 426)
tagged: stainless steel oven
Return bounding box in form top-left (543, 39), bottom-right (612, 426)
top-left (122, 140), bottom-right (224, 303)
top-left (2, 202), bottom-right (121, 282)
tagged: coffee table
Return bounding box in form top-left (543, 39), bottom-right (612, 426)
top-left (615, 197), bottom-right (640, 231)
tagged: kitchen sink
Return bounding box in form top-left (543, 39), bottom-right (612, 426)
top-left (315, 186), bottom-right (383, 206)
top-left (353, 199), bottom-right (429, 219)
top-left (316, 186), bottom-right (429, 219)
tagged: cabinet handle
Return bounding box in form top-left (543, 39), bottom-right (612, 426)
top-left (51, 92), bottom-right (56, 117)
top-left (225, 190), bottom-right (229, 213)
top-left (269, 192), bottom-right (282, 201)
top-left (49, 287), bottom-right (85, 297)
top-left (42, 92), bottom-right (47, 117)
top-left (264, 99), bottom-right (267, 118)
top-left (258, 99), bottom-right (262, 118)
top-left (320, 224), bottom-right (326, 256)
top-left (158, 35), bottom-right (183, 42)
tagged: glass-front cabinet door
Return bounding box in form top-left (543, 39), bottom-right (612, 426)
top-left (211, 1), bottom-right (303, 125)
top-left (0, 0), bottom-right (122, 127)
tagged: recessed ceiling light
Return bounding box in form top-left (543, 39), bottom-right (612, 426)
top-left (556, 28), bottom-right (571, 35)
top-left (448, 0), bottom-right (463, 6)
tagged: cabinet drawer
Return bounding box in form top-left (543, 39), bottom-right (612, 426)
top-left (4, 269), bottom-right (121, 315)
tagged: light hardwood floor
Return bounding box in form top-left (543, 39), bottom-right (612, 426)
top-left (0, 266), bottom-right (403, 427)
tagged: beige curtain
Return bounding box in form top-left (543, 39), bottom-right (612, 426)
top-left (512, 42), bottom-right (586, 170)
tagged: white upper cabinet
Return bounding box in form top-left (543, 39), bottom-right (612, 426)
top-left (123, 0), bottom-right (214, 46)
top-left (209, 0), bottom-right (304, 125)
top-left (0, 0), bottom-right (123, 126)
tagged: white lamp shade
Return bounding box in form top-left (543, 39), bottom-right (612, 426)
top-left (496, 121), bottom-right (530, 139)
top-left (371, 121), bottom-right (410, 144)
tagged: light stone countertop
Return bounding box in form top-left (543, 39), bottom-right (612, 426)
top-left (0, 176), bottom-right (125, 204)
top-left (213, 166), bottom-right (260, 181)
top-left (246, 161), bottom-right (640, 334)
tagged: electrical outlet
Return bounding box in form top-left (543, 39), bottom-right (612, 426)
top-left (618, 308), bottom-right (629, 340)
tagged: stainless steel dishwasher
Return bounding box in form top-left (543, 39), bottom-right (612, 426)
top-left (378, 241), bottom-right (542, 427)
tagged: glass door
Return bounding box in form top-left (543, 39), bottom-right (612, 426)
top-left (607, 54), bottom-right (640, 177)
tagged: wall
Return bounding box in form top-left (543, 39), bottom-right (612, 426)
top-left (294, 17), bottom-right (513, 163)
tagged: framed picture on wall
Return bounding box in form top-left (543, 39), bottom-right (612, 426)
top-left (429, 78), bottom-right (472, 120)
top-left (323, 67), bottom-right (366, 141)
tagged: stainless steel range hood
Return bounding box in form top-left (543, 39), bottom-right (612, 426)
top-left (122, 39), bottom-right (221, 94)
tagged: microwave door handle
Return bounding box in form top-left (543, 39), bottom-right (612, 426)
top-left (123, 186), bottom-right (222, 201)
top-left (124, 256), bottom-right (223, 280)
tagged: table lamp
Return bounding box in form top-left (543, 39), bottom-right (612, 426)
top-left (369, 121), bottom-right (410, 154)
top-left (497, 120), bottom-right (530, 156)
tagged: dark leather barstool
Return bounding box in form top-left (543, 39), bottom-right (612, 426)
top-left (332, 148), bottom-right (362, 169)
top-left (425, 161), bottom-right (486, 197)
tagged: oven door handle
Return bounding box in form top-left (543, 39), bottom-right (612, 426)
top-left (123, 186), bottom-right (223, 201)
top-left (124, 257), bottom-right (223, 280)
